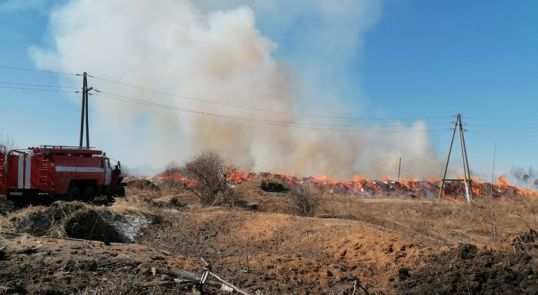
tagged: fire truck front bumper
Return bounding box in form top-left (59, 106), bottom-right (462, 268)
top-left (7, 189), bottom-right (49, 202)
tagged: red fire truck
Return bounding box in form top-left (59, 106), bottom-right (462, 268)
top-left (0, 145), bottom-right (124, 205)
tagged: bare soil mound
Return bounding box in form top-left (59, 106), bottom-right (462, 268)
top-left (0, 237), bottom-right (203, 294)
top-left (64, 209), bottom-right (125, 243)
top-left (396, 243), bottom-right (538, 294)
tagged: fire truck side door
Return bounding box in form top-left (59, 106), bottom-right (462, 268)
top-left (15, 153), bottom-right (32, 189)
top-left (105, 159), bottom-right (112, 185)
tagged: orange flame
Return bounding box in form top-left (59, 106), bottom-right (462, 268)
top-left (155, 168), bottom-right (538, 199)
top-left (157, 172), bottom-right (197, 187)
top-left (227, 168), bottom-right (256, 184)
top-left (498, 176), bottom-right (510, 186)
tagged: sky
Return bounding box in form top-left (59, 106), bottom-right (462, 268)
top-left (0, 0), bottom-right (537, 183)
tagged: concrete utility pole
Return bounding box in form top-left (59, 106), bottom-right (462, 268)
top-left (78, 72), bottom-right (93, 148)
top-left (438, 114), bottom-right (473, 202)
top-left (397, 157), bottom-right (402, 182)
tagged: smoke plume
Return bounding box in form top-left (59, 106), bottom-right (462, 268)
top-left (511, 166), bottom-right (538, 188)
top-left (31, 0), bottom-right (443, 178)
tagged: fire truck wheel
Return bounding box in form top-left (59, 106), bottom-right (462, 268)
top-left (67, 186), bottom-right (81, 201)
top-left (82, 186), bottom-right (96, 202)
top-left (10, 198), bottom-right (26, 208)
top-left (116, 186), bottom-right (126, 197)
top-left (107, 195), bottom-right (115, 204)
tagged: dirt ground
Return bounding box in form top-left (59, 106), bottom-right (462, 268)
top-left (0, 178), bottom-right (537, 294)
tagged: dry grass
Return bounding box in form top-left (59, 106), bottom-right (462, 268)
top-left (113, 187), bottom-right (197, 217)
top-left (0, 202), bottom-right (109, 238)
top-left (124, 176), bottom-right (538, 250)
top-left (311, 193), bottom-right (538, 248)
top-left (1, 180), bottom-right (536, 294)
top-left (0, 205), bottom-right (43, 233)
top-left (4, 176), bottom-right (533, 251)
top-left (232, 178), bottom-right (294, 214)
top-left (229, 179), bottom-right (538, 248)
top-left (110, 194), bottom-right (158, 216)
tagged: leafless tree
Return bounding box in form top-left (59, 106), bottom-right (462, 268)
top-left (473, 200), bottom-right (499, 243)
top-left (0, 131), bottom-right (14, 152)
top-left (185, 151), bottom-right (236, 207)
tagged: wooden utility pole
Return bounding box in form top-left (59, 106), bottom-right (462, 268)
top-left (438, 114), bottom-right (473, 202)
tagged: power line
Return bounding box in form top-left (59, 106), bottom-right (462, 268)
top-left (466, 117), bottom-right (538, 122)
top-left (0, 85), bottom-right (75, 93)
top-left (2, 64), bottom-right (535, 125)
top-left (0, 65), bottom-right (452, 122)
top-left (0, 81), bottom-right (78, 90)
top-left (4, 78), bottom-right (538, 134)
top-left (94, 91), bottom-right (448, 133)
top-left (0, 83), bottom-right (448, 132)
top-left (0, 65), bottom-right (76, 76)
top-left (98, 89), bottom-right (450, 129)
top-left (466, 125), bottom-right (538, 131)
top-left (89, 73), bottom-right (452, 122)
top-left (0, 67), bottom-right (457, 132)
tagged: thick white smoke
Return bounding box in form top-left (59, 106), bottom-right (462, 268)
top-left (31, 0), bottom-right (443, 178)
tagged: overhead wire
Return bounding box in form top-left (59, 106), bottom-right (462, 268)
top-left (4, 77), bottom-right (538, 134)
top-left (94, 90), bottom-right (448, 133)
top-left (2, 65), bottom-right (536, 127)
top-left (0, 84), bottom-right (76, 93)
top-left (0, 64), bottom-right (76, 76)
top-left (97, 89), bottom-right (451, 129)
top-left (0, 66), bottom-right (460, 133)
top-left (88, 73), bottom-right (452, 122)
top-left (0, 81), bottom-right (78, 90)
top-left (0, 81), bottom-right (448, 132)
top-left (0, 65), bottom-right (453, 123)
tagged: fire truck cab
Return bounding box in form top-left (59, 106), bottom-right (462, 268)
top-left (0, 145), bottom-right (124, 204)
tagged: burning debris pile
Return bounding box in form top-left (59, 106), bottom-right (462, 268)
top-left (265, 174), bottom-right (537, 199)
top-left (154, 164), bottom-right (255, 189)
top-left (155, 168), bottom-right (538, 199)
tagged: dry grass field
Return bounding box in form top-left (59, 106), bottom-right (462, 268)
top-left (0, 177), bottom-right (536, 294)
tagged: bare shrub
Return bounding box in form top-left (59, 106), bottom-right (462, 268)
top-left (516, 198), bottom-right (538, 231)
top-left (290, 184), bottom-right (320, 217)
top-left (0, 131), bottom-right (14, 152)
top-left (185, 151), bottom-right (237, 207)
top-left (472, 199), bottom-right (501, 243)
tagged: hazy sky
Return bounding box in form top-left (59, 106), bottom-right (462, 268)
top-left (0, 0), bottom-right (537, 182)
